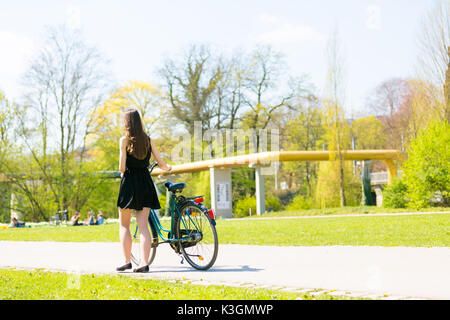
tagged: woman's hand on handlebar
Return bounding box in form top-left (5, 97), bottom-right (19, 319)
top-left (150, 161), bottom-right (171, 173)
top-left (160, 163), bottom-right (172, 172)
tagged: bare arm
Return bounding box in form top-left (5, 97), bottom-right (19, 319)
top-left (119, 137), bottom-right (127, 176)
top-left (150, 138), bottom-right (172, 172)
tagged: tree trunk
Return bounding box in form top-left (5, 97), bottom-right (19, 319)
top-left (335, 106), bottom-right (346, 207)
top-left (445, 46), bottom-right (450, 122)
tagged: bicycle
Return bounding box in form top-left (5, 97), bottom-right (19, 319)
top-left (130, 161), bottom-right (219, 270)
top-left (49, 210), bottom-right (68, 226)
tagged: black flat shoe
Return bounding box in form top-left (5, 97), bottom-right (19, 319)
top-left (116, 262), bottom-right (132, 271)
top-left (133, 265), bottom-right (149, 273)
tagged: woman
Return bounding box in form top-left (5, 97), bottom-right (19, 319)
top-left (8, 217), bottom-right (18, 228)
top-left (116, 109), bottom-right (171, 273)
top-left (70, 211), bottom-right (84, 226)
top-left (85, 211), bottom-right (96, 225)
top-left (96, 212), bottom-right (105, 225)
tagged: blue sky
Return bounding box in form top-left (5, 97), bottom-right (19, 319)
top-left (0, 0), bottom-right (439, 114)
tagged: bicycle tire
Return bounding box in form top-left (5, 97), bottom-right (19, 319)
top-left (130, 214), bottom-right (158, 266)
top-left (175, 202), bottom-right (218, 270)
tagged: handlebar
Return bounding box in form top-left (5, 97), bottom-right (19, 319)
top-left (149, 161), bottom-right (158, 174)
top-left (149, 161), bottom-right (172, 175)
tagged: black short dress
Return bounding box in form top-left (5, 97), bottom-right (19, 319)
top-left (116, 139), bottom-right (161, 210)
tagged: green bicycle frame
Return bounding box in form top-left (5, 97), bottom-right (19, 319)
top-left (147, 192), bottom-right (201, 243)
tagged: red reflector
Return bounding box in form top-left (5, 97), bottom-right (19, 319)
top-left (208, 209), bottom-right (215, 219)
top-left (194, 197), bottom-right (204, 203)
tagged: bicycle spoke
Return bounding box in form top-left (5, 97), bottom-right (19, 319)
top-left (176, 203), bottom-right (218, 270)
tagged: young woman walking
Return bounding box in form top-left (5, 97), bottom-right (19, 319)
top-left (116, 109), bottom-right (171, 273)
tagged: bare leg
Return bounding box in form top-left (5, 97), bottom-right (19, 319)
top-left (136, 207), bottom-right (151, 267)
top-left (119, 208), bottom-right (132, 264)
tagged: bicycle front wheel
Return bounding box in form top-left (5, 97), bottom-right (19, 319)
top-left (175, 203), bottom-right (218, 270)
top-left (130, 214), bottom-right (158, 267)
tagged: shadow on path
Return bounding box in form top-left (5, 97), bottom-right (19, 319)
top-left (118, 264), bottom-right (263, 274)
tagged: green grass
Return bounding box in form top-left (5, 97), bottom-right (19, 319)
top-left (1, 212), bottom-right (449, 247)
top-left (0, 268), bottom-right (353, 300)
top-left (261, 206), bottom-right (450, 217)
top-left (218, 213), bottom-right (450, 246)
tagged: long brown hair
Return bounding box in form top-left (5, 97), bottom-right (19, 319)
top-left (123, 109), bottom-right (150, 160)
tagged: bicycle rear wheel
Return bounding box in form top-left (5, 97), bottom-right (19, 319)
top-left (175, 203), bottom-right (218, 270)
top-left (130, 214), bottom-right (157, 266)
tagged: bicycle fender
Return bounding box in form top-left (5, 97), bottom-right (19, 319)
top-left (183, 200), bottom-right (216, 226)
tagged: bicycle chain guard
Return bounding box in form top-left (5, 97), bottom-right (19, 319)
top-left (168, 229), bottom-right (203, 254)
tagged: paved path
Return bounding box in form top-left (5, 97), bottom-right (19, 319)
top-left (1, 241), bottom-right (449, 299)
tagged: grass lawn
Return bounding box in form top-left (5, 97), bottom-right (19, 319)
top-left (260, 206), bottom-right (450, 217)
top-left (219, 213), bottom-right (450, 246)
top-left (0, 212), bottom-right (449, 247)
top-left (0, 268), bottom-right (354, 300)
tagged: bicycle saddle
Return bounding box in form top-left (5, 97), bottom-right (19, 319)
top-left (164, 181), bottom-right (186, 192)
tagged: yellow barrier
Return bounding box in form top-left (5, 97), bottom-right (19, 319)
top-left (0, 150), bottom-right (404, 183)
top-left (152, 150), bottom-right (405, 184)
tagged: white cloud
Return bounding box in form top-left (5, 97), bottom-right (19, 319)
top-left (0, 32), bottom-right (35, 98)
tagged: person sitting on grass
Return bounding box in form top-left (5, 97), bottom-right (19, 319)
top-left (70, 211), bottom-right (85, 226)
top-left (8, 217), bottom-right (18, 228)
top-left (85, 211), bottom-right (96, 225)
top-left (96, 212), bottom-right (105, 225)
top-left (8, 217), bottom-right (26, 228)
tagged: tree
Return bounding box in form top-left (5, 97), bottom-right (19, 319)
top-left (0, 90), bottom-right (14, 222)
top-left (88, 80), bottom-right (171, 170)
top-left (350, 116), bottom-right (387, 186)
top-left (86, 81), bottom-right (173, 218)
top-left (109, 81), bottom-right (167, 132)
top-left (402, 120), bottom-right (450, 208)
top-left (366, 78), bottom-right (411, 118)
top-left (350, 116), bottom-right (386, 150)
top-left (6, 25), bottom-right (110, 219)
top-left (416, 1), bottom-right (450, 122)
top-left (283, 103), bottom-right (324, 196)
top-left (235, 46), bottom-right (312, 203)
top-left (365, 78), bottom-right (412, 150)
top-left (211, 52), bottom-right (247, 130)
top-left (240, 45), bottom-right (297, 149)
top-left (383, 178), bottom-right (408, 208)
top-left (0, 90), bottom-right (13, 165)
top-left (407, 79), bottom-right (444, 141)
top-left (322, 28), bottom-right (349, 207)
top-left (315, 160), bottom-right (361, 208)
top-left (446, 46), bottom-right (450, 118)
top-left (159, 44), bottom-right (224, 134)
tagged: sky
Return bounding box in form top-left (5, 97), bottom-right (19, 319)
top-left (0, 0), bottom-right (440, 115)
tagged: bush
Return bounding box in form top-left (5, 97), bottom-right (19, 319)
top-left (233, 195), bottom-right (283, 217)
top-left (402, 120), bottom-right (450, 208)
top-left (266, 195), bottom-right (282, 212)
top-left (383, 178), bottom-right (408, 208)
top-left (315, 161), bottom-right (362, 208)
top-left (285, 194), bottom-right (313, 211)
top-left (233, 197), bottom-right (256, 218)
top-left (158, 194), bottom-right (166, 215)
top-left (270, 189), bottom-right (296, 207)
top-left (184, 171), bottom-right (211, 208)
